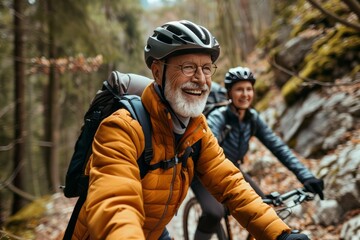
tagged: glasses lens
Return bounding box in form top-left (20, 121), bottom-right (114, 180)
top-left (202, 64), bottom-right (212, 76)
top-left (204, 64), bottom-right (217, 76)
top-left (181, 63), bottom-right (217, 77)
top-left (181, 63), bottom-right (197, 76)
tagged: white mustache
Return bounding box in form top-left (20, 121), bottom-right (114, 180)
top-left (181, 82), bottom-right (209, 91)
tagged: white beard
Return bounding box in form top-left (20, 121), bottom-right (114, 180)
top-left (165, 82), bottom-right (209, 118)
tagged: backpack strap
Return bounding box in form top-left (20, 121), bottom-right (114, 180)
top-left (118, 95), bottom-right (153, 178)
top-left (62, 189), bottom-right (88, 240)
top-left (187, 140), bottom-right (201, 167)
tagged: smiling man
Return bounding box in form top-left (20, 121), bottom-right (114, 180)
top-left (69, 21), bottom-right (311, 240)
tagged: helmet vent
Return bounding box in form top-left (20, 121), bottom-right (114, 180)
top-left (166, 25), bottom-right (193, 44)
top-left (157, 33), bottom-right (173, 44)
top-left (182, 22), bottom-right (209, 45)
top-left (167, 25), bottom-right (180, 34)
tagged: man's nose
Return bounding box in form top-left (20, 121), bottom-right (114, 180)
top-left (193, 66), bottom-right (207, 84)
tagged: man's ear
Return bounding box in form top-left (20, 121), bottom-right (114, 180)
top-left (151, 62), bottom-right (162, 85)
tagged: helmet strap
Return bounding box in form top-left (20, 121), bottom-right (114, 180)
top-left (159, 60), bottom-right (167, 99)
top-left (157, 61), bottom-right (187, 129)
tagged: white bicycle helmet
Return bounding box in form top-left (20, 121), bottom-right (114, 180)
top-left (224, 66), bottom-right (256, 90)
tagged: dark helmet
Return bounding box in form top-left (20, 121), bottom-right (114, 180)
top-left (144, 20), bottom-right (220, 68)
top-left (224, 66), bottom-right (256, 90)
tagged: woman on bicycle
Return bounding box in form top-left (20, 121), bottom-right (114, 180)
top-left (191, 66), bottom-right (324, 239)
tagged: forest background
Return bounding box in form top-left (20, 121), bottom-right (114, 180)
top-left (1, 0), bottom-right (359, 239)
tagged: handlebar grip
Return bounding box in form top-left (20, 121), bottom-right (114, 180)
top-left (263, 199), bottom-right (273, 204)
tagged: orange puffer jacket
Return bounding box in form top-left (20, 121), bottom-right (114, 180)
top-left (72, 83), bottom-right (291, 240)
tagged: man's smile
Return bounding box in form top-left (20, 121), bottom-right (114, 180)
top-left (182, 88), bottom-right (205, 96)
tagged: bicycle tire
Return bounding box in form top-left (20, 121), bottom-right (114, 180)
top-left (183, 197), bottom-right (200, 240)
top-left (183, 197), bottom-right (229, 240)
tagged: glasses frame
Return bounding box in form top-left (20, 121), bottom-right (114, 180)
top-left (162, 62), bottom-right (217, 77)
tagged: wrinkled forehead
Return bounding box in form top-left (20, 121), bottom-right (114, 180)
top-left (166, 53), bottom-right (212, 64)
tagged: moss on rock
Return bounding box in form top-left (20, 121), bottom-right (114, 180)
top-left (281, 25), bottom-right (360, 105)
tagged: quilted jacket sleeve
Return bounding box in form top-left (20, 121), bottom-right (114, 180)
top-left (84, 109), bottom-right (146, 239)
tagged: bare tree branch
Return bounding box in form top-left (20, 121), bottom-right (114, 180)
top-left (0, 103), bottom-right (14, 119)
top-left (0, 141), bottom-right (15, 151)
top-left (342, 0), bottom-right (360, 20)
top-left (270, 59), bottom-right (360, 87)
top-left (0, 140), bottom-right (53, 152)
top-left (0, 181), bottom-right (36, 201)
top-left (306, 0), bottom-right (360, 31)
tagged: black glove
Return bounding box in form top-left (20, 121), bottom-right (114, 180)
top-left (303, 177), bottom-right (324, 200)
top-left (278, 232), bottom-right (310, 240)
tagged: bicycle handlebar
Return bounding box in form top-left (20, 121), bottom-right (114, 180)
top-left (262, 188), bottom-right (315, 207)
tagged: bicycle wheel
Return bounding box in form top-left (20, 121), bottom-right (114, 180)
top-left (183, 197), bottom-right (201, 240)
top-left (183, 197), bottom-right (228, 240)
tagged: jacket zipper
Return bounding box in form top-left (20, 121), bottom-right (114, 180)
top-left (147, 116), bottom-right (204, 238)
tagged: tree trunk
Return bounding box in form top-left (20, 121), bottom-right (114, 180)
top-left (12, 0), bottom-right (27, 213)
top-left (217, 0), bottom-right (242, 64)
top-left (44, 0), bottom-right (60, 192)
top-left (238, 0), bottom-right (256, 57)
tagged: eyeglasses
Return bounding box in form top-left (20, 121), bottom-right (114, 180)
top-left (163, 62), bottom-right (217, 77)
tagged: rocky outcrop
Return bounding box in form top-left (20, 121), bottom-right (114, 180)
top-left (277, 89), bottom-right (359, 158)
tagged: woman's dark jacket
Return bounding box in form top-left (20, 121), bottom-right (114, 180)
top-left (207, 106), bottom-right (314, 183)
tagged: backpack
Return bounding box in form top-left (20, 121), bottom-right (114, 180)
top-left (63, 71), bottom-right (154, 198)
top-left (62, 71), bottom-right (155, 239)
